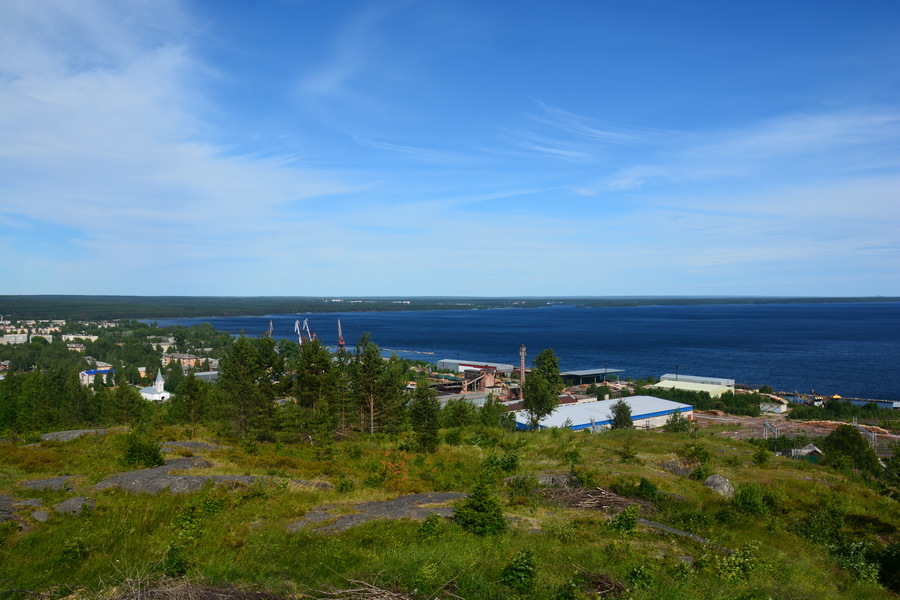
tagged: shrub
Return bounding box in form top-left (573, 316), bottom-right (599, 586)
top-left (615, 436), bottom-right (639, 463)
top-left (733, 483), bottom-right (767, 515)
top-left (612, 477), bottom-right (661, 502)
top-left (625, 564), bottom-right (653, 589)
top-left (443, 428), bottom-right (462, 446)
top-left (418, 514), bottom-right (443, 538)
top-left (482, 449), bottom-right (519, 475)
top-left (162, 544), bottom-right (188, 577)
top-left (122, 428), bottom-right (164, 468)
top-left (792, 503), bottom-right (846, 544)
top-left (709, 542), bottom-right (760, 581)
top-left (507, 474), bottom-right (540, 505)
top-left (453, 482), bottom-right (507, 536)
top-left (570, 465), bottom-right (601, 488)
top-left (877, 543), bottom-right (900, 593)
top-left (663, 410), bottom-right (691, 433)
top-left (335, 475), bottom-right (355, 493)
top-left (606, 504), bottom-right (640, 534)
top-left (500, 549), bottom-right (537, 593)
top-left (752, 446), bottom-right (770, 467)
top-left (830, 541), bottom-right (879, 583)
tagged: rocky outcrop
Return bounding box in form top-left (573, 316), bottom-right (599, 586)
top-left (288, 492), bottom-right (467, 533)
top-left (54, 497), bottom-right (94, 515)
top-left (94, 457), bottom-right (332, 494)
top-left (703, 474), bottom-right (734, 498)
top-left (20, 476), bottom-right (73, 491)
top-left (40, 429), bottom-right (106, 442)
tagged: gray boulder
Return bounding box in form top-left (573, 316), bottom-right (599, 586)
top-left (703, 474), bottom-right (734, 498)
top-left (0, 494), bottom-right (19, 526)
top-left (54, 497), bottom-right (94, 515)
top-left (21, 476), bottom-right (72, 491)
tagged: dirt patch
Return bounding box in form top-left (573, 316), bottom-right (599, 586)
top-left (110, 578), bottom-right (287, 600)
top-left (537, 486), bottom-right (655, 514)
top-left (694, 413), bottom-right (836, 440)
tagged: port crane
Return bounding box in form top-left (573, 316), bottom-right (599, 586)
top-left (337, 319), bottom-right (345, 350)
top-left (294, 319), bottom-right (317, 347)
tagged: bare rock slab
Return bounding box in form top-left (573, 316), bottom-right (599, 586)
top-left (94, 457), bottom-right (331, 494)
top-left (20, 476), bottom-right (73, 491)
top-left (54, 497), bottom-right (94, 515)
top-left (161, 441), bottom-right (219, 452)
top-left (288, 491), bottom-right (467, 533)
top-left (0, 494), bottom-right (19, 526)
top-left (40, 429), bottom-right (106, 442)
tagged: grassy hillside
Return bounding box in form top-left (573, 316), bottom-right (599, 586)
top-left (1, 424), bottom-right (898, 599)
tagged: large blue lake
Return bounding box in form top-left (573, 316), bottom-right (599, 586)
top-left (148, 302), bottom-right (900, 401)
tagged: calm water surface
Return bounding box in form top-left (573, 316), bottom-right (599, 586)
top-left (148, 302), bottom-right (900, 401)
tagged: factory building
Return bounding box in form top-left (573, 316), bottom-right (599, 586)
top-left (436, 359), bottom-right (515, 374)
top-left (651, 374), bottom-right (734, 398)
top-left (514, 395), bottom-right (693, 431)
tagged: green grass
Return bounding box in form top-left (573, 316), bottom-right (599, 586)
top-left (1, 425), bottom-right (898, 599)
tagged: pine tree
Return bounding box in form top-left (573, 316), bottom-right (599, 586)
top-left (610, 399), bottom-right (633, 429)
top-left (409, 378), bottom-right (440, 452)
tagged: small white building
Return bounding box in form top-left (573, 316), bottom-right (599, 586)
top-left (514, 395), bottom-right (693, 431)
top-left (140, 371), bottom-right (171, 402)
top-left (760, 395), bottom-right (789, 414)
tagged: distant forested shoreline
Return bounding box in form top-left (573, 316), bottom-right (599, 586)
top-left (0, 294), bottom-right (897, 321)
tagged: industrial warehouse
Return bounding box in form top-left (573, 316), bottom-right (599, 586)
top-left (513, 396), bottom-right (694, 431)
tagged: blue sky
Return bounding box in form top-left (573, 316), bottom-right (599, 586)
top-left (1, 0), bottom-right (898, 297)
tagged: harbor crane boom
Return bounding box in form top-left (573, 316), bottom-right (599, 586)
top-left (337, 319), bottom-right (345, 350)
top-left (303, 319), bottom-right (316, 343)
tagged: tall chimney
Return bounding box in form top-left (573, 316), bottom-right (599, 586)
top-left (519, 344), bottom-right (526, 399)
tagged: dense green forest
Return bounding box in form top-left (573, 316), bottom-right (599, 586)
top-left (2, 294), bottom-right (897, 320)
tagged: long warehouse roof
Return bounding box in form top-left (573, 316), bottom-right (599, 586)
top-left (561, 368), bottom-right (625, 376)
top-left (514, 395), bottom-right (692, 430)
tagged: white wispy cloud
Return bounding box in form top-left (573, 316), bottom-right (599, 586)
top-left (0, 0), bottom-right (353, 293)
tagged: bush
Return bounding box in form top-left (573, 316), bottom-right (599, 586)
top-left (453, 482), bottom-right (507, 536)
top-left (163, 544), bottom-right (188, 577)
top-left (733, 483), bottom-right (767, 515)
top-left (752, 446), bottom-right (770, 467)
top-left (708, 542), bottom-right (760, 581)
top-left (606, 504), bottom-right (640, 534)
top-left (482, 449), bottom-right (519, 475)
top-left (122, 428), bottom-right (164, 468)
top-left (663, 410), bottom-right (691, 433)
top-left (792, 503), bottom-right (846, 544)
top-left (507, 474), bottom-right (540, 504)
top-left (418, 513), bottom-right (443, 538)
top-left (830, 541), bottom-right (879, 583)
top-left (876, 543), bottom-right (900, 593)
top-left (500, 549), bottom-right (537, 593)
top-left (625, 564), bottom-right (653, 589)
top-left (613, 477), bottom-right (661, 502)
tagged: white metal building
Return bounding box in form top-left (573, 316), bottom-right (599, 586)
top-left (514, 395), bottom-right (693, 431)
top-left (436, 359), bottom-right (515, 374)
top-left (651, 378), bottom-right (733, 398)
